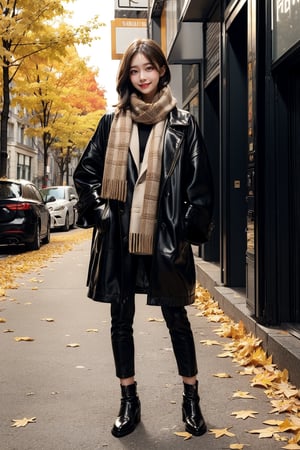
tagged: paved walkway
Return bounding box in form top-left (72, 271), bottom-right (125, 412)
top-left (1, 233), bottom-right (298, 449)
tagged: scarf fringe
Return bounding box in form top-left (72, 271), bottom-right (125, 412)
top-left (129, 233), bottom-right (153, 255)
top-left (101, 179), bottom-right (127, 203)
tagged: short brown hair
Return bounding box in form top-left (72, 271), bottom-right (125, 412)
top-left (116, 38), bottom-right (171, 110)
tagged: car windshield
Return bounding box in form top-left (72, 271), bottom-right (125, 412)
top-left (0, 182), bottom-right (21, 199)
top-left (42, 187), bottom-right (65, 201)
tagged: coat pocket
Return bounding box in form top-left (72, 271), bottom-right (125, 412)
top-left (184, 204), bottom-right (214, 245)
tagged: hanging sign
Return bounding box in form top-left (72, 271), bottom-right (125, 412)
top-left (111, 18), bottom-right (148, 59)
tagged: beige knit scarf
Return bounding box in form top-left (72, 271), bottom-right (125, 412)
top-left (100, 86), bottom-right (177, 254)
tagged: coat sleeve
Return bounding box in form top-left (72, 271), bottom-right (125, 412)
top-left (73, 113), bottom-right (113, 228)
top-left (183, 114), bottom-right (214, 245)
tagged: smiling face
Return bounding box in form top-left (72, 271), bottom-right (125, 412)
top-left (129, 52), bottom-right (165, 103)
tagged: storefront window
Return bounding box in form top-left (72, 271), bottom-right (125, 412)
top-left (182, 65), bottom-right (200, 125)
top-left (273, 0), bottom-right (300, 60)
top-left (182, 64), bottom-right (199, 103)
top-left (186, 95), bottom-right (199, 126)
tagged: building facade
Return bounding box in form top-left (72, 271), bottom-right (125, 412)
top-left (6, 106), bottom-right (41, 184)
top-left (148, 0), bottom-right (300, 328)
top-left (6, 105), bottom-right (77, 188)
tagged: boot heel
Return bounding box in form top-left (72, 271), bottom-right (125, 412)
top-left (135, 408), bottom-right (141, 424)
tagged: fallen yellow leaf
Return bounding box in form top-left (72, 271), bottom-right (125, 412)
top-left (213, 373), bottom-right (232, 378)
top-left (251, 371), bottom-right (278, 389)
top-left (289, 432), bottom-right (300, 445)
top-left (281, 445), bottom-right (300, 449)
top-left (217, 351), bottom-right (234, 358)
top-left (0, 317), bottom-right (7, 323)
top-left (231, 410), bottom-right (258, 420)
top-left (263, 419), bottom-right (284, 426)
top-left (273, 381), bottom-right (299, 399)
top-left (274, 433), bottom-right (288, 442)
top-left (247, 426), bottom-right (279, 438)
top-left (14, 337), bottom-right (34, 342)
top-left (270, 399), bottom-right (299, 414)
top-left (66, 343), bottom-right (80, 348)
top-left (232, 391), bottom-right (256, 399)
top-left (41, 318), bottom-right (55, 322)
top-left (279, 417), bottom-right (300, 433)
top-left (29, 278), bottom-right (43, 283)
top-left (147, 317), bottom-right (164, 322)
top-left (209, 427), bottom-right (235, 438)
top-left (238, 366), bottom-right (257, 376)
top-left (200, 339), bottom-right (221, 346)
top-left (11, 417), bottom-right (36, 428)
top-left (85, 328), bottom-right (99, 333)
top-left (230, 444), bottom-right (249, 449)
top-left (174, 431), bottom-right (192, 440)
top-left (207, 314), bottom-right (225, 323)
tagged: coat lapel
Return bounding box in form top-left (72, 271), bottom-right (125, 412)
top-left (129, 123), bottom-right (140, 173)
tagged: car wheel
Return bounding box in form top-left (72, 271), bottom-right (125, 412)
top-left (28, 223), bottom-right (41, 251)
top-left (43, 221), bottom-right (51, 244)
top-left (70, 208), bottom-right (76, 229)
top-left (62, 212), bottom-right (70, 232)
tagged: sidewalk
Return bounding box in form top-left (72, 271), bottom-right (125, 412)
top-left (195, 257), bottom-right (300, 388)
top-left (0, 235), bottom-right (298, 449)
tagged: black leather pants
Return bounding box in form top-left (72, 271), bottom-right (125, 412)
top-left (110, 257), bottom-right (198, 379)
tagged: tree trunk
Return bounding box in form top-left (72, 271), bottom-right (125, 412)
top-left (42, 132), bottom-right (49, 187)
top-left (0, 65), bottom-right (10, 177)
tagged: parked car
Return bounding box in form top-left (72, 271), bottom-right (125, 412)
top-left (0, 178), bottom-right (51, 251)
top-left (41, 186), bottom-right (78, 231)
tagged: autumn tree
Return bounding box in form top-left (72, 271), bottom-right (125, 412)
top-left (0, 0), bottom-right (103, 177)
top-left (13, 45), bottom-right (106, 185)
top-left (50, 59), bottom-right (107, 184)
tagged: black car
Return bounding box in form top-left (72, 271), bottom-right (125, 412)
top-left (0, 178), bottom-right (51, 251)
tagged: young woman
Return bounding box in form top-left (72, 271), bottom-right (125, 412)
top-left (73, 38), bottom-right (213, 439)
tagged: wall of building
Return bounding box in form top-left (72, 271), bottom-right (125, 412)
top-left (7, 107), bottom-right (39, 183)
top-left (148, 0), bottom-right (300, 326)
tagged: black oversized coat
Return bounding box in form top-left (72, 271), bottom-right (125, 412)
top-left (73, 107), bottom-right (213, 307)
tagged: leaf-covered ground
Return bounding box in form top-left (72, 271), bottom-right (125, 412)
top-left (0, 229), bottom-right (92, 298)
top-left (192, 286), bottom-right (300, 449)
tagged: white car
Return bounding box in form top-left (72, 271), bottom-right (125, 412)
top-left (41, 186), bottom-right (78, 231)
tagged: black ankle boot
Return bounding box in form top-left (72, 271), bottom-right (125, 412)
top-left (182, 381), bottom-right (207, 436)
top-left (111, 382), bottom-right (141, 438)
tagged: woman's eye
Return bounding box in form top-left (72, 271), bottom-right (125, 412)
top-left (130, 69), bottom-right (137, 75)
top-left (146, 65), bottom-right (154, 71)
